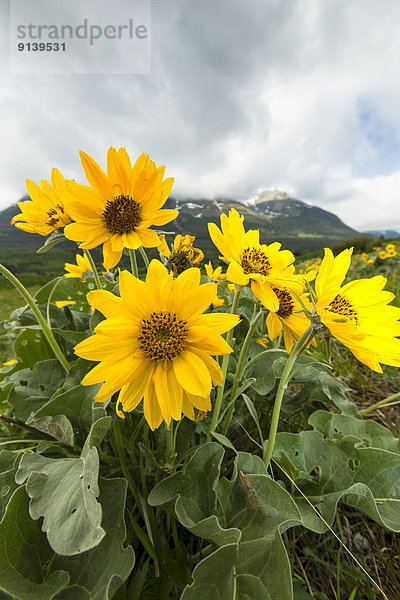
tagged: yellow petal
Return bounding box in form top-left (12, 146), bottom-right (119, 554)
top-left (173, 350), bottom-right (212, 397)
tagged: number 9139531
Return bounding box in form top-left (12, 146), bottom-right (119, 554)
top-left (18, 42), bottom-right (66, 51)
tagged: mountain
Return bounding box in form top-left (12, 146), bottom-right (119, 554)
top-left (363, 229), bottom-right (400, 239)
top-left (0, 192), bottom-right (359, 285)
top-left (161, 192), bottom-right (358, 256)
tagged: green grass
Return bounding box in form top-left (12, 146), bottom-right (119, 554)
top-left (0, 283), bottom-right (40, 363)
top-left (1, 252), bottom-right (400, 599)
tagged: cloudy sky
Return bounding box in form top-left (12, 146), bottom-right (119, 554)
top-left (2, 0), bottom-right (400, 231)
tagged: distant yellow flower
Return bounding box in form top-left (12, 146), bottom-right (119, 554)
top-left (378, 251), bottom-right (388, 260)
top-left (74, 260), bottom-right (241, 429)
top-left (12, 169), bottom-right (72, 236)
top-left (212, 295), bottom-right (225, 307)
top-left (266, 289), bottom-right (312, 353)
top-left (228, 283), bottom-right (236, 293)
top-left (63, 147), bottom-right (177, 270)
top-left (64, 253), bottom-right (93, 279)
top-left (367, 259), bottom-right (374, 265)
top-left (158, 234), bottom-right (203, 275)
top-left (256, 337), bottom-right (269, 348)
top-left (2, 359), bottom-right (17, 366)
top-left (205, 262), bottom-right (226, 281)
top-left (315, 248), bottom-right (400, 372)
top-left (208, 208), bottom-right (303, 310)
top-left (55, 300), bottom-right (76, 308)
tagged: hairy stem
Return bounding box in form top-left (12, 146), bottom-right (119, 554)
top-left (359, 391), bottom-right (400, 416)
top-left (222, 310), bottom-right (264, 436)
top-left (83, 249), bottom-right (102, 290)
top-left (129, 249), bottom-right (138, 278)
top-left (263, 325), bottom-right (315, 469)
top-left (207, 285), bottom-right (243, 441)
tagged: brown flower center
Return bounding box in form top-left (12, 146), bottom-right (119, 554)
top-left (166, 251), bottom-right (195, 276)
top-left (103, 195), bottom-right (141, 234)
top-left (274, 288), bottom-right (295, 317)
top-left (241, 247), bottom-right (271, 276)
top-left (138, 311), bottom-right (188, 362)
top-left (328, 294), bottom-right (358, 324)
top-left (46, 204), bottom-right (65, 228)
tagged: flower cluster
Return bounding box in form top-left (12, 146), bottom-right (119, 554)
top-left (12, 147), bottom-right (400, 429)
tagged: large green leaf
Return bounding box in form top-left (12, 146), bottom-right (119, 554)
top-left (0, 486), bottom-right (69, 599)
top-left (1, 359), bottom-right (66, 422)
top-left (247, 351), bottom-right (357, 415)
top-left (15, 445), bottom-right (104, 555)
top-left (273, 411), bottom-right (400, 533)
top-left (148, 443), bottom-right (240, 547)
top-left (0, 478), bottom-right (134, 600)
top-left (150, 444), bottom-right (302, 599)
top-left (180, 545), bottom-right (237, 599)
top-left (49, 477), bottom-right (135, 600)
top-left (27, 382), bottom-right (102, 447)
top-left (14, 329), bottom-right (53, 368)
top-left (309, 410), bottom-right (400, 452)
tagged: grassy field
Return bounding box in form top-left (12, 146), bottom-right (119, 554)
top-left (1, 246), bottom-right (400, 599)
top-left (0, 283), bottom-right (40, 363)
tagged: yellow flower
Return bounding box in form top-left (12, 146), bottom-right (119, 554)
top-left (157, 234), bottom-right (204, 275)
top-left (367, 259), bottom-right (374, 265)
top-left (55, 300), bottom-right (76, 308)
top-left (208, 208), bottom-right (303, 310)
top-left (256, 337), bottom-right (269, 348)
top-left (378, 251), bottom-right (388, 260)
top-left (205, 262), bottom-right (226, 281)
top-left (386, 244), bottom-right (396, 253)
top-left (74, 260), bottom-right (241, 429)
top-left (64, 253), bottom-right (93, 279)
top-left (212, 295), bottom-right (225, 307)
top-left (2, 359), bottom-right (17, 366)
top-left (265, 288), bottom-right (312, 353)
top-left (315, 248), bottom-right (400, 372)
top-left (12, 169), bottom-right (72, 236)
top-left (62, 147), bottom-right (177, 270)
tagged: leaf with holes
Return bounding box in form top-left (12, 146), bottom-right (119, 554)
top-left (15, 444), bottom-right (104, 555)
top-left (273, 412), bottom-right (400, 533)
top-left (309, 410), bottom-right (400, 453)
top-left (0, 359), bottom-right (66, 422)
top-left (14, 328), bottom-right (53, 368)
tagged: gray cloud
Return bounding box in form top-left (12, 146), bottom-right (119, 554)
top-left (2, 0), bottom-right (400, 231)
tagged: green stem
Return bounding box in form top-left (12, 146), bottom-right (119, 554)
top-left (166, 423), bottom-right (175, 465)
top-left (113, 422), bottom-right (157, 561)
top-left (207, 286), bottom-right (243, 441)
top-left (222, 310), bottom-right (264, 436)
top-left (263, 325), bottom-right (315, 469)
top-left (83, 249), bottom-right (102, 290)
top-left (138, 246), bottom-right (150, 270)
top-left (359, 391), bottom-right (400, 416)
top-left (0, 263), bottom-right (70, 373)
top-left (129, 249), bottom-right (138, 278)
